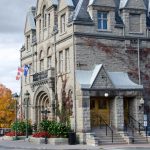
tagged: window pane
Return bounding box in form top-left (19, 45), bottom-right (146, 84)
top-left (99, 99), bottom-right (107, 109)
top-left (97, 12), bottom-right (101, 18)
top-left (98, 19), bottom-right (102, 29)
top-left (103, 20), bottom-right (107, 29)
top-left (103, 13), bottom-right (107, 19)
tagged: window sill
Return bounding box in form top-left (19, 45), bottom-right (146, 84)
top-left (129, 32), bottom-right (143, 35)
top-left (97, 29), bottom-right (112, 33)
top-left (60, 31), bottom-right (67, 36)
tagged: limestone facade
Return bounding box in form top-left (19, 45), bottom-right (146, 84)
top-left (20, 0), bottom-right (150, 143)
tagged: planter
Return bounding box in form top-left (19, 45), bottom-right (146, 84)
top-left (3, 136), bottom-right (26, 141)
top-left (29, 137), bottom-right (68, 145)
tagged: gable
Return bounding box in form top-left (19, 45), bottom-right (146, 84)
top-left (91, 66), bottom-right (114, 89)
top-left (89, 0), bottom-right (116, 7)
top-left (125, 0), bottom-right (146, 10)
top-left (36, 0), bottom-right (58, 15)
top-left (58, 0), bottom-right (74, 11)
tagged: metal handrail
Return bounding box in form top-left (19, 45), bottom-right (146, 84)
top-left (99, 115), bottom-right (113, 143)
top-left (124, 123), bottom-right (134, 142)
top-left (128, 114), bottom-right (148, 141)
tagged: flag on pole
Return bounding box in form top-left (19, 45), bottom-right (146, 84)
top-left (24, 64), bottom-right (30, 77)
top-left (16, 67), bottom-right (24, 80)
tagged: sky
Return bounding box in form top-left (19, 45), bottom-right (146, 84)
top-left (0, 0), bottom-right (36, 94)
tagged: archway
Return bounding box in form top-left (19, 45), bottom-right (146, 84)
top-left (35, 91), bottom-right (51, 125)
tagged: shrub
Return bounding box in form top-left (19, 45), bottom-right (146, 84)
top-left (39, 120), bottom-right (51, 132)
top-left (47, 121), bottom-right (70, 138)
top-left (11, 120), bottom-right (32, 134)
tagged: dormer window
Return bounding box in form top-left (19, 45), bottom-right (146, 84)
top-left (60, 14), bottom-right (66, 33)
top-left (97, 11), bottom-right (108, 30)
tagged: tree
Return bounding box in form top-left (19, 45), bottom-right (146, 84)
top-left (55, 75), bottom-right (73, 127)
top-left (0, 84), bottom-right (15, 128)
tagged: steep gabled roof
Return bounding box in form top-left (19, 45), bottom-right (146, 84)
top-left (24, 7), bottom-right (36, 34)
top-left (119, 0), bottom-right (128, 9)
top-left (88, 0), bottom-right (116, 7)
top-left (73, 0), bottom-right (93, 24)
top-left (120, 0), bottom-right (146, 10)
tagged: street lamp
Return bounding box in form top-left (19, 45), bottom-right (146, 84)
top-left (13, 93), bottom-right (19, 140)
top-left (41, 108), bottom-right (50, 144)
top-left (41, 108), bottom-right (50, 121)
top-left (24, 90), bottom-right (30, 138)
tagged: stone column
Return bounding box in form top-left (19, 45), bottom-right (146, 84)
top-left (82, 95), bottom-right (91, 132)
top-left (114, 96), bottom-right (124, 130)
top-left (130, 96), bottom-right (144, 126)
top-left (76, 90), bottom-right (91, 144)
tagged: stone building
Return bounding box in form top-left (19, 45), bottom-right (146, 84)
top-left (20, 0), bottom-right (150, 144)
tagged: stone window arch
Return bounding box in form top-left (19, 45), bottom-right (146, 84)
top-left (42, 5), bottom-right (47, 28)
top-left (39, 50), bottom-right (44, 60)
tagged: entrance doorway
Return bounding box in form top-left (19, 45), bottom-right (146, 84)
top-left (124, 98), bottom-right (129, 125)
top-left (90, 97), bottom-right (110, 127)
top-left (35, 91), bottom-right (50, 125)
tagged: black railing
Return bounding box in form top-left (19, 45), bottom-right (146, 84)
top-left (128, 114), bottom-right (148, 141)
top-left (99, 115), bottom-right (113, 143)
top-left (91, 113), bottom-right (113, 143)
top-left (33, 70), bottom-right (48, 82)
top-left (124, 123), bottom-right (134, 142)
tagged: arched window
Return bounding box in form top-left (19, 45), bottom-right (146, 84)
top-left (47, 47), bottom-right (52, 56)
top-left (42, 5), bottom-right (47, 28)
top-left (39, 51), bottom-right (44, 71)
top-left (39, 50), bottom-right (43, 59)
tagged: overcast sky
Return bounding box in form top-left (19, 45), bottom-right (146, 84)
top-left (0, 0), bottom-right (36, 94)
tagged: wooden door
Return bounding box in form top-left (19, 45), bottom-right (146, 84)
top-left (90, 97), bottom-right (109, 127)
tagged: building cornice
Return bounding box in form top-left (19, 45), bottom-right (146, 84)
top-left (74, 32), bottom-right (150, 41)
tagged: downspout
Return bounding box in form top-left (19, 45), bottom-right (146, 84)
top-left (137, 38), bottom-right (141, 85)
top-left (73, 22), bottom-right (77, 132)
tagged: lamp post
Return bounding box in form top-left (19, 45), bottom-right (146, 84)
top-left (41, 108), bottom-right (50, 121)
top-left (13, 93), bottom-right (19, 140)
top-left (24, 90), bottom-right (30, 138)
top-left (41, 108), bottom-right (50, 144)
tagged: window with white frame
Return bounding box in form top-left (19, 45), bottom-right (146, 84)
top-left (40, 59), bottom-right (44, 71)
top-left (29, 63), bottom-right (32, 74)
top-left (26, 35), bottom-right (30, 51)
top-left (65, 48), bottom-right (70, 72)
top-left (48, 13), bottom-right (50, 26)
top-left (42, 6), bottom-right (47, 28)
top-left (97, 11), bottom-right (108, 30)
top-left (59, 51), bottom-right (63, 73)
top-left (60, 14), bottom-right (66, 33)
top-left (39, 19), bottom-right (41, 31)
top-left (47, 56), bottom-right (51, 68)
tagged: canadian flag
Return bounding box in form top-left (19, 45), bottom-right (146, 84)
top-left (16, 67), bottom-right (24, 80)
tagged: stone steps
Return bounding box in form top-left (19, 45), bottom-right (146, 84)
top-left (91, 127), bottom-right (127, 145)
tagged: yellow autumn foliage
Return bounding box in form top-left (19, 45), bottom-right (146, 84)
top-left (0, 84), bottom-right (15, 128)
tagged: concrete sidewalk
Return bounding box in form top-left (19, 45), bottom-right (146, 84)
top-left (0, 139), bottom-right (100, 150)
top-left (101, 143), bottom-right (150, 150)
